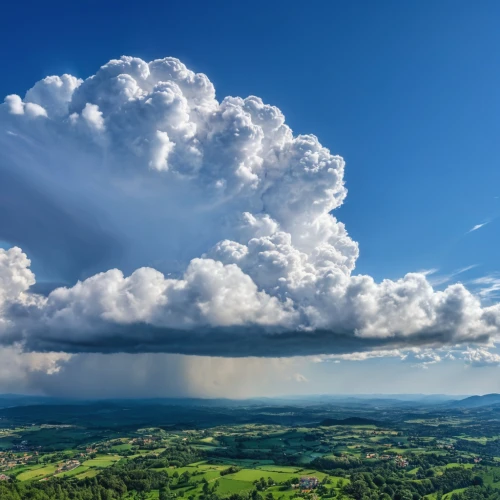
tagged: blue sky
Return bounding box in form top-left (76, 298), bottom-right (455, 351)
top-left (2, 0), bottom-right (499, 284)
top-left (1, 0), bottom-right (500, 396)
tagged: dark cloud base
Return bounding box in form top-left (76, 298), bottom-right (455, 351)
top-left (16, 325), bottom-right (491, 358)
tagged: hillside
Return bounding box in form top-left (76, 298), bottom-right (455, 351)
top-left (447, 393), bottom-right (500, 408)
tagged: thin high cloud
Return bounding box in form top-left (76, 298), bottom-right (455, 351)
top-left (0, 56), bottom-right (500, 358)
top-left (468, 222), bottom-right (489, 233)
top-left (471, 275), bottom-right (500, 300)
top-left (428, 264), bottom-right (478, 287)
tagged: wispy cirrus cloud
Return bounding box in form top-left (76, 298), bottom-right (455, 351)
top-left (468, 222), bottom-right (489, 233)
top-left (470, 274), bottom-right (500, 300)
top-left (428, 264), bottom-right (478, 287)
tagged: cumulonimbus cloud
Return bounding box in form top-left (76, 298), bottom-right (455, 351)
top-left (1, 56), bottom-right (500, 357)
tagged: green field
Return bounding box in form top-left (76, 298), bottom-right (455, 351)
top-left (82, 454), bottom-right (122, 467)
top-left (55, 465), bottom-right (90, 478)
top-left (227, 468), bottom-right (301, 482)
top-left (75, 468), bottom-right (100, 479)
top-left (16, 464), bottom-right (59, 481)
top-left (216, 478), bottom-right (254, 494)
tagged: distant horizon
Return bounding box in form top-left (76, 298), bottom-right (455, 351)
top-left (0, 392), bottom-right (479, 400)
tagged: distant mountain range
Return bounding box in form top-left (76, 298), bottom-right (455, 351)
top-left (444, 393), bottom-right (500, 409)
top-left (0, 393), bottom-right (468, 409)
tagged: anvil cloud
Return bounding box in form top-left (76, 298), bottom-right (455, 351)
top-left (1, 56), bottom-right (500, 357)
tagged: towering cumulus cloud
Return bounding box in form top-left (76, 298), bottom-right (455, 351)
top-left (1, 56), bottom-right (500, 358)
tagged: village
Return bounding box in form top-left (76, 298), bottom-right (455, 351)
top-left (0, 450), bottom-right (38, 472)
